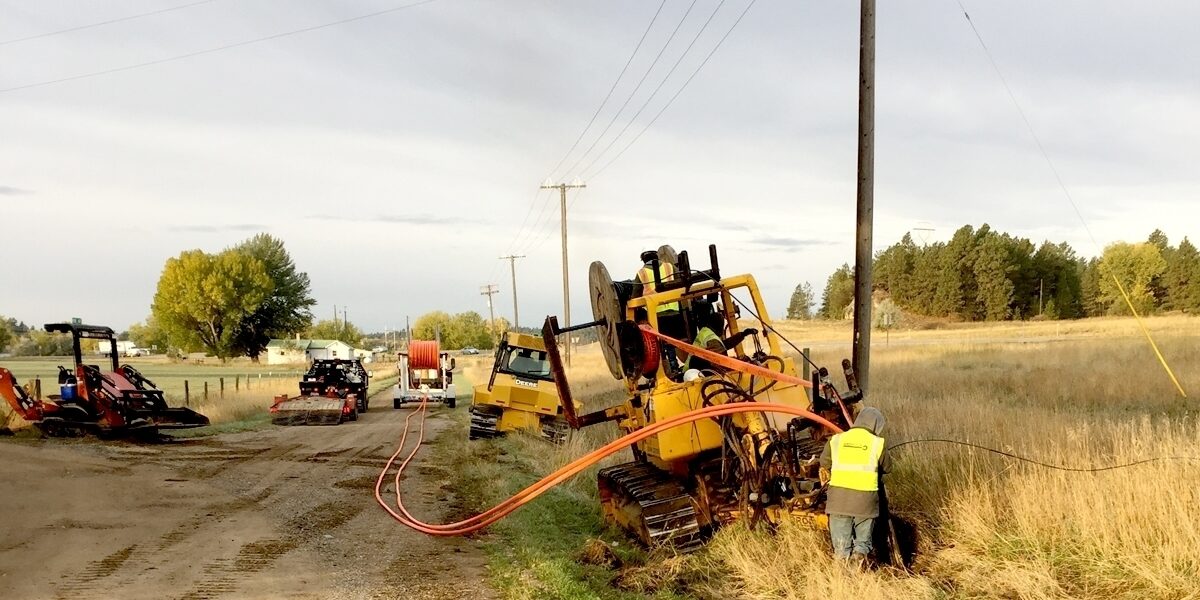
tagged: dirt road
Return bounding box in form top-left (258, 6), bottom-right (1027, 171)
top-left (0, 395), bottom-right (494, 600)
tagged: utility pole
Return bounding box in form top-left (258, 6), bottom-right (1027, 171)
top-left (541, 179), bottom-right (586, 367)
top-left (499, 255), bottom-right (525, 329)
top-left (1039, 278), bottom-right (1044, 315)
top-left (480, 284), bottom-right (500, 342)
top-left (851, 0), bottom-right (876, 394)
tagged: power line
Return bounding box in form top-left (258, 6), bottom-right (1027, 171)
top-left (499, 1), bottom-right (669, 262)
top-left (586, 0), bottom-right (759, 180)
top-left (508, 0), bottom-right (699, 257)
top-left (573, 0), bottom-right (732, 179)
top-left (0, 0), bottom-right (443, 94)
top-left (544, 0), bottom-right (669, 181)
top-left (952, 0), bottom-right (1186, 398)
top-left (557, 0), bottom-right (702, 180)
top-left (0, 0), bottom-right (222, 46)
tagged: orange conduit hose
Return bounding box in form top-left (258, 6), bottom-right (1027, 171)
top-left (640, 325), bottom-right (814, 389)
top-left (407, 340), bottom-right (440, 370)
top-left (376, 399), bottom-right (842, 535)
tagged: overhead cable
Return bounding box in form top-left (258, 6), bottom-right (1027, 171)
top-left (0, 0), bottom-right (443, 94)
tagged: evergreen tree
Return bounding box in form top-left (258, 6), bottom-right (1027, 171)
top-left (820, 265), bottom-right (855, 319)
top-left (1146, 230), bottom-right (1172, 309)
top-left (973, 232), bottom-right (1014, 321)
top-left (1164, 237), bottom-right (1200, 312)
top-left (786, 282), bottom-right (815, 320)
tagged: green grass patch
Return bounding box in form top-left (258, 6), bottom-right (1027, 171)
top-left (435, 374), bottom-right (688, 600)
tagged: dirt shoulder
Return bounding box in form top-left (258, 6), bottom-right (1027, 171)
top-left (0, 391), bottom-right (492, 600)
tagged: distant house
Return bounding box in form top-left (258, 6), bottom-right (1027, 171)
top-left (264, 339), bottom-right (355, 365)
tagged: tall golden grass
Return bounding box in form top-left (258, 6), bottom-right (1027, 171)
top-left (485, 316), bottom-right (1200, 599)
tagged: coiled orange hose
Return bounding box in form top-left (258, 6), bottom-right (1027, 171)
top-left (407, 340), bottom-right (440, 370)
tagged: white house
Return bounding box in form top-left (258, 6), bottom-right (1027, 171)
top-left (264, 339), bottom-right (356, 365)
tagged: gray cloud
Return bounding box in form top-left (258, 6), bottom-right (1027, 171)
top-left (0, 185), bottom-right (32, 195)
top-left (168, 224), bottom-right (267, 233)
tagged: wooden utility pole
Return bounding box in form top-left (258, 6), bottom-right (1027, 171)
top-left (480, 284), bottom-right (500, 342)
top-left (499, 255), bottom-right (525, 329)
top-left (851, 0), bottom-right (876, 393)
top-left (540, 180), bottom-right (586, 367)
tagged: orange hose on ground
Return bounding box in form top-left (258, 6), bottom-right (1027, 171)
top-left (407, 340), bottom-right (440, 370)
top-left (376, 400), bottom-right (842, 535)
top-left (375, 329), bottom-right (844, 536)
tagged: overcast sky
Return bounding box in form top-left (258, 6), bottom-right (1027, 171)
top-left (2, 0), bottom-right (1197, 333)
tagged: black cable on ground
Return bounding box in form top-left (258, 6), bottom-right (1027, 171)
top-left (888, 438), bottom-right (1200, 473)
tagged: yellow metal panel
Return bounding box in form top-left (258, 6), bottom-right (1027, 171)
top-left (497, 408), bottom-right (541, 434)
top-left (644, 381), bottom-right (723, 463)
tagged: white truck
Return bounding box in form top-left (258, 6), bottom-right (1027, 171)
top-left (393, 340), bottom-right (456, 409)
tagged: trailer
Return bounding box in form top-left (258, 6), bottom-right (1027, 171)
top-left (394, 340), bottom-right (456, 408)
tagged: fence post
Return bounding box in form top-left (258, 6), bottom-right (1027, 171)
top-left (220, 377), bottom-right (225, 397)
top-left (802, 348), bottom-right (811, 380)
top-left (35, 377), bottom-right (42, 401)
top-left (185, 380), bottom-right (190, 406)
top-left (204, 381), bottom-right (209, 400)
top-left (235, 375), bottom-right (240, 391)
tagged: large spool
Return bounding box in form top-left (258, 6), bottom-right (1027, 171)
top-left (590, 250), bottom-right (680, 381)
top-left (589, 261), bottom-right (625, 380)
top-left (408, 340), bottom-right (441, 370)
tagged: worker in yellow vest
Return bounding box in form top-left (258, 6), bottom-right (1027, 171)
top-left (682, 307), bottom-right (756, 372)
top-left (633, 250), bottom-right (679, 311)
top-left (819, 406), bottom-right (891, 566)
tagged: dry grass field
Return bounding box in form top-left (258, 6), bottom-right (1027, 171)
top-left (454, 315), bottom-right (1200, 600)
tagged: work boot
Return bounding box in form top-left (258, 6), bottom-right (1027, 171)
top-left (850, 553), bottom-right (868, 570)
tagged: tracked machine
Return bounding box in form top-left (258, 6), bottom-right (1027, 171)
top-left (0, 323), bottom-right (209, 436)
top-left (542, 245), bottom-right (888, 554)
top-left (468, 331), bottom-right (577, 442)
top-left (394, 341), bottom-right (456, 408)
top-left (270, 359), bottom-right (369, 425)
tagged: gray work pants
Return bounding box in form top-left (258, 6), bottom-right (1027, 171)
top-left (829, 515), bottom-right (874, 559)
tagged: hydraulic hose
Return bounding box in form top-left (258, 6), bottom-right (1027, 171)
top-left (376, 398), bottom-right (842, 536)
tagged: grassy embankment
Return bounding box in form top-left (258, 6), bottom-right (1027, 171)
top-left (441, 315), bottom-right (1200, 600)
top-left (1, 357), bottom-right (400, 435)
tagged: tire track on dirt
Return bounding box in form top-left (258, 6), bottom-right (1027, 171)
top-left (53, 544), bottom-right (136, 599)
top-left (176, 499), bottom-right (365, 599)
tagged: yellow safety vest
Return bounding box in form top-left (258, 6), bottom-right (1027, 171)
top-left (828, 428), bottom-right (884, 492)
top-left (638, 264), bottom-right (680, 313)
top-left (683, 326), bottom-right (721, 370)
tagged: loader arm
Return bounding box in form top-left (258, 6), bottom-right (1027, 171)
top-left (541, 316), bottom-right (627, 429)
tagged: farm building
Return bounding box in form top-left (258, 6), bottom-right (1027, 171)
top-left (264, 339), bottom-right (358, 365)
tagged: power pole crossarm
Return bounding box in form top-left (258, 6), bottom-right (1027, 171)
top-left (540, 180), bottom-right (586, 367)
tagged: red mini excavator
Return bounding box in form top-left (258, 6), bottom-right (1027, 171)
top-left (0, 323), bottom-right (209, 436)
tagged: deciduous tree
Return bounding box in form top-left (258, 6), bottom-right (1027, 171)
top-left (151, 249), bottom-right (274, 359)
top-left (1097, 242), bottom-right (1166, 315)
top-left (233, 234), bottom-right (315, 361)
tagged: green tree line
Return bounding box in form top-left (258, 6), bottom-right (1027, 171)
top-left (814, 226), bottom-right (1200, 321)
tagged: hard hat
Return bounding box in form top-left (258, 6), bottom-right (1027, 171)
top-left (683, 369), bottom-right (702, 382)
top-left (640, 250), bottom-right (659, 263)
